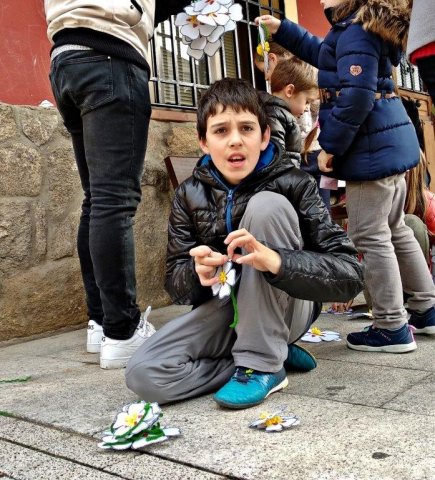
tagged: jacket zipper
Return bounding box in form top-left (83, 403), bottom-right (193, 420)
top-left (209, 170), bottom-right (237, 233)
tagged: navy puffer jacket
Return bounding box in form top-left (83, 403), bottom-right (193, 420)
top-left (274, 3), bottom-right (419, 181)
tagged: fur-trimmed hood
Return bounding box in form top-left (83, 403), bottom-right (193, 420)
top-left (333, 0), bottom-right (411, 50)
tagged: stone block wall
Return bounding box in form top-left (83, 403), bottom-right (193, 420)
top-left (0, 103), bottom-right (201, 341)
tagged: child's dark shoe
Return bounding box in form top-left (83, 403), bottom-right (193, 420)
top-left (408, 306), bottom-right (435, 335)
top-left (284, 344), bottom-right (317, 372)
top-left (347, 324), bottom-right (417, 353)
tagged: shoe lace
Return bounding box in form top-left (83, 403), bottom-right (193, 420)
top-left (233, 368), bottom-right (255, 384)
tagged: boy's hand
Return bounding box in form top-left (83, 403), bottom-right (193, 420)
top-left (224, 229), bottom-right (281, 274)
top-left (254, 15), bottom-right (281, 34)
top-left (318, 150), bottom-right (334, 172)
top-left (189, 246), bottom-right (228, 287)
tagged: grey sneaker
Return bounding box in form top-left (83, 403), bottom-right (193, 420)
top-left (87, 320), bottom-right (103, 353)
top-left (100, 307), bottom-right (156, 369)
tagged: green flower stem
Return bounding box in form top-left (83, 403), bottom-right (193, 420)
top-left (229, 288), bottom-right (239, 329)
top-left (0, 376), bottom-right (31, 384)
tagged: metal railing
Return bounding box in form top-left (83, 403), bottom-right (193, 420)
top-left (149, 0), bottom-right (285, 109)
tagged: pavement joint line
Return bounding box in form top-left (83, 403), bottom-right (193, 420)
top-left (280, 390), bottom-right (435, 416)
top-left (0, 437), bottom-right (133, 480)
top-left (313, 355), bottom-right (434, 372)
top-left (378, 371), bottom-right (433, 409)
top-left (0, 420), bottom-right (238, 480)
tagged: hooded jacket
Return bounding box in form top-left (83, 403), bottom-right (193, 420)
top-left (258, 91), bottom-right (302, 167)
top-left (274, 0), bottom-right (419, 181)
top-left (45, 1), bottom-right (190, 62)
top-left (165, 142), bottom-right (364, 306)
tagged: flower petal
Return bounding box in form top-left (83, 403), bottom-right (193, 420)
top-left (229, 3), bottom-right (243, 21)
top-left (265, 424), bottom-right (283, 432)
top-left (223, 261), bottom-right (233, 273)
top-left (174, 12), bottom-right (190, 26)
top-left (181, 23), bottom-right (200, 40)
top-left (162, 427), bottom-right (181, 437)
top-left (214, 13), bottom-right (230, 26)
top-left (226, 269), bottom-right (236, 286)
top-left (187, 45), bottom-right (205, 60)
top-left (224, 19), bottom-right (236, 32)
top-left (198, 23), bottom-right (217, 37)
top-left (190, 36), bottom-right (207, 51)
top-left (218, 282), bottom-right (231, 299)
top-left (211, 282), bottom-right (221, 296)
top-left (300, 334), bottom-right (322, 343)
top-left (204, 39), bottom-right (222, 56)
top-left (113, 412), bottom-right (128, 429)
top-left (132, 435), bottom-right (168, 449)
top-left (197, 14), bottom-right (217, 26)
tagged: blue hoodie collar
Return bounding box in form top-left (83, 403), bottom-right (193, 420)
top-left (200, 142), bottom-right (276, 175)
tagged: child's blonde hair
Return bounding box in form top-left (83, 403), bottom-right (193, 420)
top-left (270, 55), bottom-right (318, 94)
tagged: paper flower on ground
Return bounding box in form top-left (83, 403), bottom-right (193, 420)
top-left (249, 409), bottom-right (300, 432)
top-left (301, 327), bottom-right (341, 343)
top-left (175, 1), bottom-right (243, 60)
top-left (98, 401), bottom-right (180, 450)
top-left (211, 261), bottom-right (239, 328)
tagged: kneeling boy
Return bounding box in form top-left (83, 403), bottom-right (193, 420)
top-left (126, 78), bottom-right (363, 409)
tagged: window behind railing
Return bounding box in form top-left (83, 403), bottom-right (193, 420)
top-left (396, 57), bottom-right (425, 92)
top-left (149, 0), bottom-right (285, 110)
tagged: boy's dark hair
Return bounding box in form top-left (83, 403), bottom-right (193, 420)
top-left (197, 77), bottom-right (269, 140)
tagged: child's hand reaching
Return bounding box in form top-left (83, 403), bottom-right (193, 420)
top-left (254, 15), bottom-right (281, 35)
top-left (190, 246), bottom-right (228, 287)
top-left (318, 150), bottom-right (334, 173)
top-left (224, 228), bottom-right (281, 274)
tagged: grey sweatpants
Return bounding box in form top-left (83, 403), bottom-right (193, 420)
top-left (346, 174), bottom-right (435, 329)
top-left (126, 192), bottom-right (314, 404)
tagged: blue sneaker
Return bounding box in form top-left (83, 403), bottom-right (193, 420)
top-left (347, 324), bottom-right (417, 353)
top-left (213, 367), bottom-right (288, 409)
top-left (408, 307), bottom-right (435, 335)
top-left (284, 344), bottom-right (317, 372)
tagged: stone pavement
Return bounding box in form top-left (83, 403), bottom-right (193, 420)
top-left (0, 303), bottom-right (434, 480)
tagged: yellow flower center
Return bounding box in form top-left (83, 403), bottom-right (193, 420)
top-left (265, 415), bottom-right (283, 427)
top-left (125, 412), bottom-right (141, 427)
top-left (311, 327), bottom-right (323, 336)
top-left (188, 15), bottom-right (199, 27)
top-left (256, 42), bottom-right (270, 57)
top-left (219, 270), bottom-right (228, 284)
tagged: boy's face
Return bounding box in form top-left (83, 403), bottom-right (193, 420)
top-left (199, 106), bottom-right (270, 186)
top-left (287, 88), bottom-right (319, 118)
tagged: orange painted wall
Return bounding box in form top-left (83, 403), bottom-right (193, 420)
top-left (296, 0), bottom-right (330, 37)
top-left (0, 0), bottom-right (53, 105)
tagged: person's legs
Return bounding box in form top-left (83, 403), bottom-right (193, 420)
top-left (214, 192), bottom-right (315, 408)
top-left (126, 192), bottom-right (316, 405)
top-left (126, 298), bottom-right (236, 403)
top-left (232, 192), bottom-right (314, 371)
top-left (51, 51), bottom-right (151, 341)
top-left (345, 176), bottom-right (416, 352)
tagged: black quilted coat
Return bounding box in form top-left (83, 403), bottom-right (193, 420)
top-left (258, 91), bottom-right (302, 168)
top-left (165, 142), bottom-right (364, 306)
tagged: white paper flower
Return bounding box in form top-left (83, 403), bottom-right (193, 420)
top-left (175, 0), bottom-right (243, 60)
top-left (193, 0), bottom-right (233, 14)
top-left (98, 401), bottom-right (180, 451)
top-left (249, 409), bottom-right (300, 432)
top-left (301, 327), bottom-right (341, 343)
top-left (212, 261), bottom-right (236, 299)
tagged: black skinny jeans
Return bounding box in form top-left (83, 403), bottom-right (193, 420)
top-left (49, 50), bottom-right (151, 339)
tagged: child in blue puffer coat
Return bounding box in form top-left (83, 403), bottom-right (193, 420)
top-left (256, 0), bottom-right (435, 352)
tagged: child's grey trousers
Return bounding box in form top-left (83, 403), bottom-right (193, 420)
top-left (126, 192), bottom-right (315, 404)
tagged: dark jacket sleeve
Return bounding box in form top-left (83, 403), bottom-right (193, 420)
top-left (155, 0), bottom-right (191, 26)
top-left (318, 24), bottom-right (379, 156)
top-left (273, 19), bottom-right (323, 68)
top-left (264, 174), bottom-right (364, 301)
top-left (165, 184), bottom-right (213, 305)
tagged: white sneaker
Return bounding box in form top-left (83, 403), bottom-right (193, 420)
top-left (100, 306), bottom-right (156, 369)
top-left (87, 320), bottom-right (103, 353)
